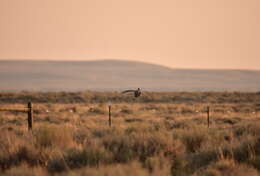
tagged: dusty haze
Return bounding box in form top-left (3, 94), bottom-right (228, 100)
top-left (0, 0), bottom-right (259, 70)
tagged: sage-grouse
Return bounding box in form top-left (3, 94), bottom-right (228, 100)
top-left (122, 88), bottom-right (141, 98)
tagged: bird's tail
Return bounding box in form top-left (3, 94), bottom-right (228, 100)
top-left (121, 90), bottom-right (135, 94)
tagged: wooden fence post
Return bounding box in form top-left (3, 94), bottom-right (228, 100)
top-left (108, 105), bottom-right (111, 127)
top-left (28, 102), bottom-right (33, 131)
top-left (207, 106), bottom-right (210, 128)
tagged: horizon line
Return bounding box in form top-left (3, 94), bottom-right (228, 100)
top-left (0, 58), bottom-right (259, 72)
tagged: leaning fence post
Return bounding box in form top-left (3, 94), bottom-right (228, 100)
top-left (108, 105), bottom-right (111, 127)
top-left (28, 102), bottom-right (33, 131)
top-left (207, 106), bottom-right (210, 128)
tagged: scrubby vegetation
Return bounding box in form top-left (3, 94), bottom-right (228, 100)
top-left (0, 91), bottom-right (260, 104)
top-left (0, 92), bottom-right (260, 175)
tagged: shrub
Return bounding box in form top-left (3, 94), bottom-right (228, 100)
top-left (88, 107), bottom-right (105, 115)
top-left (195, 159), bottom-right (259, 176)
top-left (61, 162), bottom-right (150, 176)
top-left (144, 155), bottom-right (171, 175)
top-left (34, 125), bottom-right (75, 149)
top-left (47, 146), bottom-right (113, 173)
top-left (176, 127), bottom-right (208, 153)
top-left (65, 147), bottom-right (112, 169)
top-left (3, 164), bottom-right (47, 176)
top-left (120, 108), bottom-right (133, 114)
top-left (47, 155), bottom-right (69, 173)
top-left (102, 131), bottom-right (181, 163)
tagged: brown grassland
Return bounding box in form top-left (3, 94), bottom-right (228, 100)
top-left (0, 91), bottom-right (260, 176)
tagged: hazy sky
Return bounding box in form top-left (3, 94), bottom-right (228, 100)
top-left (0, 0), bottom-right (259, 69)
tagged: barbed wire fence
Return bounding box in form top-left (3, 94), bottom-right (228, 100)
top-left (0, 102), bottom-right (259, 130)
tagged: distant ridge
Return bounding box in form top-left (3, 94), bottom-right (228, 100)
top-left (0, 60), bottom-right (260, 92)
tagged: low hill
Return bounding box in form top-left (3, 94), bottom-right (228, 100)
top-left (0, 60), bottom-right (259, 91)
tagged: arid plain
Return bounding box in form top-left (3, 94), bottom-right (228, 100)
top-left (0, 91), bottom-right (260, 176)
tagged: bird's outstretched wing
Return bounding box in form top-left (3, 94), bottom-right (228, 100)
top-left (122, 90), bottom-right (135, 94)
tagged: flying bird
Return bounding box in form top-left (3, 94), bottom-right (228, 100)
top-left (122, 88), bottom-right (141, 98)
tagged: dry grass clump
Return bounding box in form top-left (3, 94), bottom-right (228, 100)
top-left (87, 107), bottom-right (106, 115)
top-left (3, 164), bottom-right (47, 176)
top-left (175, 126), bottom-right (209, 153)
top-left (59, 162), bottom-right (151, 176)
top-left (0, 130), bottom-right (46, 171)
top-left (45, 127), bottom-right (185, 174)
top-left (34, 125), bottom-right (75, 149)
top-left (102, 131), bottom-right (181, 163)
top-left (47, 146), bottom-right (112, 173)
top-left (120, 108), bottom-right (133, 114)
top-left (194, 159), bottom-right (259, 176)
